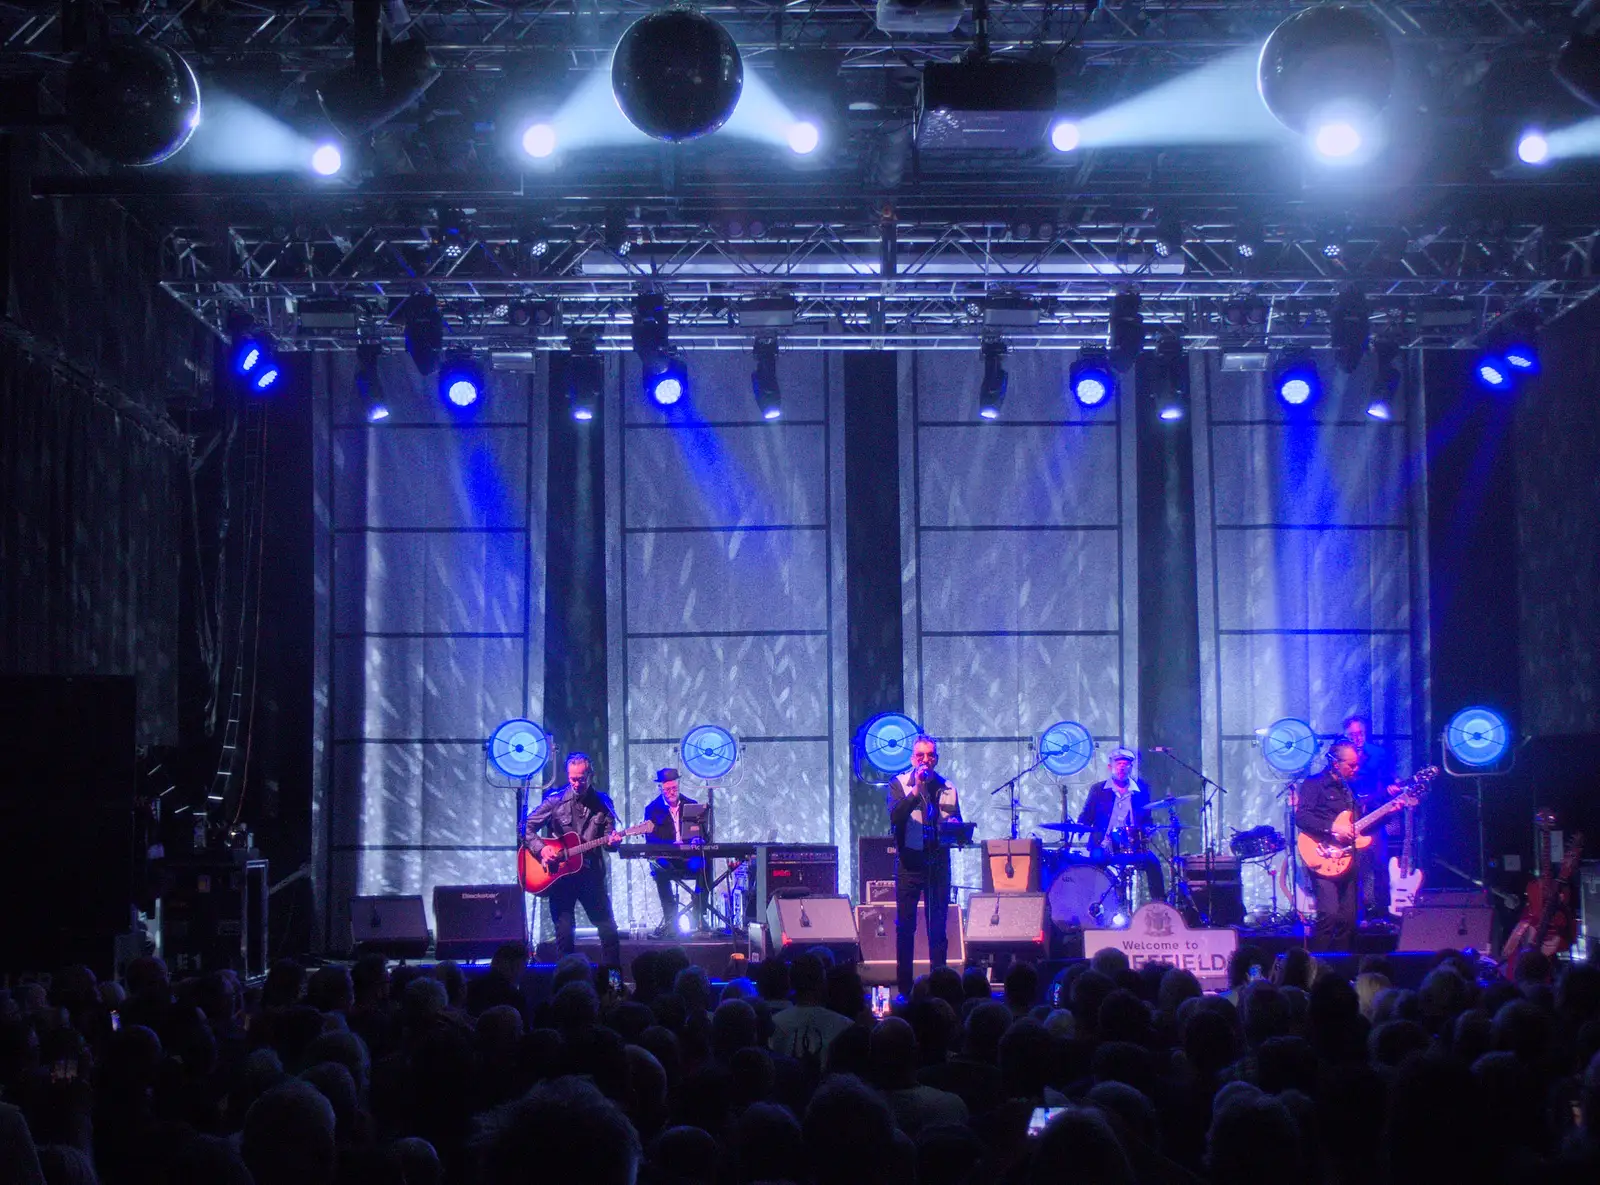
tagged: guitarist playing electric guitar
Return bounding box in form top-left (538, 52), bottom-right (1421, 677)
top-left (1295, 741), bottom-right (1366, 951)
top-left (521, 752), bottom-right (626, 967)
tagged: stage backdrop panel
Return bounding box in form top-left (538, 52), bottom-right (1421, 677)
top-left (604, 351), bottom-right (851, 930)
top-left (1193, 353), bottom-right (1426, 910)
top-left (313, 353), bottom-right (549, 947)
top-left (900, 350), bottom-right (1141, 904)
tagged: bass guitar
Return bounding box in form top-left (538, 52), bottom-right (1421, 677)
top-left (1502, 811), bottom-right (1584, 976)
top-left (1388, 796), bottom-right (1423, 915)
top-left (1298, 766), bottom-right (1440, 879)
top-left (519, 821), bottom-right (654, 896)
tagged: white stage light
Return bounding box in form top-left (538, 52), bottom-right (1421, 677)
top-left (786, 120), bottom-right (820, 154)
top-left (1313, 120), bottom-right (1362, 159)
top-left (311, 143), bottom-right (343, 175)
top-left (521, 122), bottom-right (557, 158)
top-left (1518, 131), bottom-right (1550, 165)
top-left (1050, 120), bottom-right (1081, 152)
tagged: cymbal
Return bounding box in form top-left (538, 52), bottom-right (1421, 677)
top-left (1148, 795), bottom-right (1200, 809)
top-left (1038, 821), bottom-right (1093, 834)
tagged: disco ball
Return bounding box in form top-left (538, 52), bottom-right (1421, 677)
top-left (1257, 5), bottom-right (1394, 135)
top-left (611, 9), bottom-right (743, 143)
top-left (65, 38), bottom-right (202, 167)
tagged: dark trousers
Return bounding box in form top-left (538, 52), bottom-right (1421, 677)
top-left (547, 865), bottom-right (622, 968)
top-left (651, 858), bottom-right (708, 931)
top-left (894, 853), bottom-right (951, 997)
top-left (1361, 830), bottom-right (1393, 916)
top-left (1311, 871), bottom-right (1360, 951)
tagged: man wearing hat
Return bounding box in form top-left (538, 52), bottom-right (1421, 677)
top-left (1076, 748), bottom-right (1165, 903)
top-left (643, 767), bottom-right (709, 938)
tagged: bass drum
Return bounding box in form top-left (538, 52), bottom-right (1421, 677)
top-left (1047, 864), bottom-right (1120, 930)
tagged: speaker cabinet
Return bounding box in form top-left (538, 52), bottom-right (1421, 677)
top-left (856, 901), bottom-right (965, 984)
top-left (858, 836), bottom-right (898, 899)
top-left (350, 895), bottom-right (430, 959)
top-left (982, 839), bottom-right (1043, 892)
top-left (765, 894), bottom-right (858, 961)
top-left (432, 885), bottom-right (526, 961)
top-left (161, 857), bottom-right (268, 977)
top-left (1397, 903), bottom-right (1495, 953)
top-left (964, 893), bottom-right (1049, 950)
top-left (1183, 856), bottom-right (1245, 927)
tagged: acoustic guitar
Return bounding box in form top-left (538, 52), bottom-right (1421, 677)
top-left (519, 821), bottom-right (653, 896)
top-left (1297, 766), bottom-right (1439, 879)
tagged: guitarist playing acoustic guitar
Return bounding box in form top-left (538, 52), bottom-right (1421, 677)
top-left (521, 752), bottom-right (628, 967)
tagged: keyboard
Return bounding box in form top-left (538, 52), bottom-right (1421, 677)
top-left (618, 842), bottom-right (758, 859)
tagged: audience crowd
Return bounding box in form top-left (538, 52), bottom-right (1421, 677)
top-left (4, 939), bottom-right (1600, 1185)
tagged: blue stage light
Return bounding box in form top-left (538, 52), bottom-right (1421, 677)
top-left (1069, 349), bottom-right (1115, 408)
top-left (311, 142), bottom-right (343, 175)
top-left (1503, 343), bottom-right (1538, 374)
top-left (1443, 706), bottom-right (1511, 768)
top-left (1273, 352), bottom-right (1321, 407)
top-left (1517, 131), bottom-right (1549, 165)
top-left (1050, 120), bottom-right (1081, 152)
top-left (1476, 356), bottom-right (1512, 390)
top-left (253, 365), bottom-right (280, 392)
top-left (438, 353), bottom-right (486, 409)
top-left (644, 352), bottom-right (687, 406)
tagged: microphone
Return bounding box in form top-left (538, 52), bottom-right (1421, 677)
top-left (799, 902), bottom-right (812, 929)
top-left (990, 896), bottom-right (1002, 927)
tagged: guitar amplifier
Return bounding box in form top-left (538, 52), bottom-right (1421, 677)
top-left (160, 857), bottom-right (269, 977)
top-left (982, 839), bottom-right (1043, 893)
top-left (756, 844), bottom-right (838, 910)
top-left (432, 885), bottom-right (526, 961)
top-left (865, 880), bottom-right (898, 904)
top-left (856, 901), bottom-right (965, 984)
top-left (1580, 862), bottom-right (1600, 962)
top-left (1183, 856), bottom-right (1244, 927)
top-left (1398, 901), bottom-right (1494, 953)
top-left (858, 836), bottom-right (899, 899)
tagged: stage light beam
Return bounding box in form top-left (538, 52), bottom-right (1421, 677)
top-left (311, 142), bottom-right (343, 175)
top-left (1518, 131), bottom-right (1550, 165)
top-left (786, 120), bottom-right (820, 154)
top-left (521, 122), bottom-right (557, 158)
top-left (1313, 119), bottom-right (1362, 159)
top-left (1050, 119), bottom-right (1081, 152)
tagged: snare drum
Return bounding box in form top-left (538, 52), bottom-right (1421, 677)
top-left (1229, 825), bottom-right (1286, 861)
top-left (1047, 864), bottom-right (1120, 930)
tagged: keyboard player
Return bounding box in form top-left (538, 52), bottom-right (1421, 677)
top-left (642, 767), bottom-right (710, 937)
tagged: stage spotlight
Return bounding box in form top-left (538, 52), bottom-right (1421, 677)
top-left (355, 343), bottom-right (389, 422)
top-left (786, 120), bottom-right (820, 154)
top-left (1070, 347), bottom-right (1116, 409)
top-left (1273, 350), bottom-right (1321, 407)
top-left (1475, 354), bottom-right (1513, 391)
top-left (1329, 286), bottom-right (1370, 374)
top-left (611, 9), bottom-right (743, 142)
top-left (1050, 119), bottom-right (1081, 152)
top-left (1555, 30), bottom-right (1600, 110)
top-left (1258, 5), bottom-right (1395, 135)
top-left (1504, 343), bottom-right (1539, 374)
top-left (1153, 328), bottom-right (1190, 422)
top-left (1234, 219), bottom-right (1264, 262)
top-left (403, 294), bottom-right (445, 376)
top-left (1368, 337), bottom-right (1400, 421)
top-left (977, 338), bottom-right (1008, 420)
top-left (751, 336), bottom-right (782, 420)
top-left (318, 32), bottom-right (441, 139)
top-left (229, 324), bottom-right (282, 393)
top-left (1149, 213), bottom-right (1184, 260)
top-left (521, 122), bottom-right (557, 158)
top-left (1312, 119), bottom-right (1363, 160)
top-left (439, 352), bottom-right (486, 409)
top-left (632, 290), bottom-right (687, 406)
top-left (310, 142), bottom-right (343, 175)
top-left (565, 335), bottom-right (602, 422)
top-left (1443, 705), bottom-right (1512, 768)
top-left (1517, 130), bottom-right (1550, 165)
top-left (65, 37), bottom-right (202, 166)
top-left (1108, 291), bottom-right (1145, 373)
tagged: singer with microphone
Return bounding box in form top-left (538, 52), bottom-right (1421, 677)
top-left (886, 734), bottom-right (963, 998)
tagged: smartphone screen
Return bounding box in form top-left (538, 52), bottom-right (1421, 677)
top-left (110, 1010), bottom-right (121, 1032)
top-left (1027, 1106), bottom-right (1067, 1137)
top-left (608, 967), bottom-right (623, 994)
top-left (871, 985), bottom-right (891, 1019)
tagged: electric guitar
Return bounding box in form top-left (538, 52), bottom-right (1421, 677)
top-left (518, 821), bottom-right (654, 896)
top-left (1298, 766), bottom-right (1440, 879)
top-left (1388, 798), bottom-right (1423, 915)
top-left (1502, 812), bottom-right (1584, 975)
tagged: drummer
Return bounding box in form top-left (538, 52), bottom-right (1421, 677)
top-left (1077, 747), bottom-right (1165, 901)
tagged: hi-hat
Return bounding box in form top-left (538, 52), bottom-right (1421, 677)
top-left (1148, 794), bottom-right (1200, 809)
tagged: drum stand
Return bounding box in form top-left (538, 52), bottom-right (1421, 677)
top-left (1278, 780), bottom-right (1308, 928)
top-left (1160, 812), bottom-right (1202, 918)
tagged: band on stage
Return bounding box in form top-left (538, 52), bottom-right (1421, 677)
top-left (517, 716), bottom-right (1423, 971)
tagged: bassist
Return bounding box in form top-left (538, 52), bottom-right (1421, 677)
top-left (1296, 741), bottom-right (1364, 951)
top-left (524, 752), bottom-right (623, 966)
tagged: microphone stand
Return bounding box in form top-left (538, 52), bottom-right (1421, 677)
top-left (987, 750), bottom-right (1047, 841)
top-left (1151, 748), bottom-right (1229, 926)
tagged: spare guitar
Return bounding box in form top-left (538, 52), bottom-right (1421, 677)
top-left (1388, 798), bottom-right (1423, 915)
top-left (519, 821), bottom-right (654, 896)
top-left (1501, 810), bottom-right (1584, 977)
top-left (1298, 766), bottom-right (1440, 879)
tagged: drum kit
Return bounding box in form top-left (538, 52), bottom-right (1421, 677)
top-left (1036, 794), bottom-right (1200, 931)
